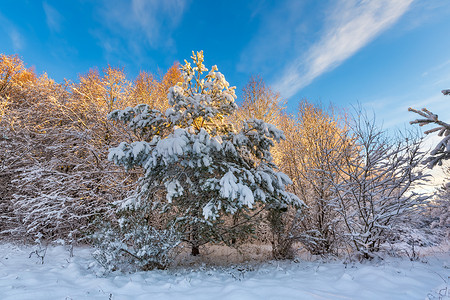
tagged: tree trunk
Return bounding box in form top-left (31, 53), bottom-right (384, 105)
top-left (191, 245), bottom-right (200, 256)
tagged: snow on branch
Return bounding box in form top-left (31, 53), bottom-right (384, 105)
top-left (408, 99), bottom-right (450, 168)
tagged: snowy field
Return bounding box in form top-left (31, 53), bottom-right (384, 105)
top-left (0, 243), bottom-right (449, 300)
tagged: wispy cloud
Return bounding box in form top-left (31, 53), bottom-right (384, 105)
top-left (98, 0), bottom-right (188, 50)
top-left (273, 0), bottom-right (413, 99)
top-left (9, 28), bottom-right (24, 50)
top-left (237, 0), bottom-right (310, 76)
top-left (43, 2), bottom-right (63, 32)
top-left (0, 13), bottom-right (25, 50)
top-left (398, 0), bottom-right (450, 32)
top-left (365, 92), bottom-right (448, 130)
top-left (422, 60), bottom-right (450, 78)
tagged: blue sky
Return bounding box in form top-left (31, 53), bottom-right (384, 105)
top-left (1, 0), bottom-right (450, 129)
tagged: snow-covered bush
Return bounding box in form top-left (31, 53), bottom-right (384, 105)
top-left (275, 101), bottom-right (351, 256)
top-left (330, 112), bottom-right (428, 258)
top-left (0, 55), bottom-right (185, 246)
top-left (0, 126), bottom-right (26, 237)
top-left (275, 105), bottom-right (429, 259)
top-left (10, 154), bottom-right (125, 243)
top-left (106, 51), bottom-right (302, 257)
top-left (93, 216), bottom-right (181, 272)
top-left (427, 181), bottom-right (450, 239)
top-left (0, 59), bottom-right (134, 244)
top-left (0, 55), bottom-right (38, 237)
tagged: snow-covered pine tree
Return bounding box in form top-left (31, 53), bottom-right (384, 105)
top-left (106, 51), bottom-right (301, 257)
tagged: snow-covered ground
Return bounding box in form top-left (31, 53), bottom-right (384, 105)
top-left (0, 243), bottom-right (449, 300)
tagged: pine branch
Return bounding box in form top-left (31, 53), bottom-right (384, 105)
top-left (408, 91), bottom-right (450, 168)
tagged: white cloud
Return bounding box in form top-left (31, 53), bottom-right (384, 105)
top-left (43, 2), bottom-right (63, 32)
top-left (273, 0), bottom-right (413, 98)
top-left (99, 0), bottom-right (188, 49)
